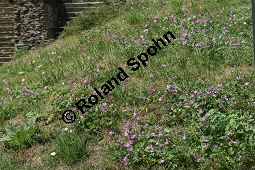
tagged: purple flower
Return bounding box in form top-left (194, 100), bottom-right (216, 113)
top-left (222, 95), bottom-right (228, 101)
top-left (172, 15), bottom-right (177, 24)
top-left (26, 89), bottom-right (34, 94)
top-left (204, 136), bottom-right (209, 143)
top-left (194, 154), bottom-right (201, 163)
top-left (102, 102), bottom-right (108, 112)
top-left (197, 109), bottom-right (203, 114)
top-left (217, 84), bottom-right (223, 89)
top-left (207, 87), bottom-right (217, 97)
top-left (159, 95), bottom-right (163, 102)
top-left (145, 134), bottom-right (150, 139)
top-left (123, 122), bottom-right (131, 137)
top-left (202, 143), bottom-right (207, 149)
top-left (166, 85), bottom-right (178, 94)
top-left (21, 86), bottom-right (33, 94)
top-left (222, 27), bottom-right (228, 34)
top-left (182, 40), bottom-right (187, 46)
top-left (148, 86), bottom-right (156, 94)
top-left (154, 15), bottom-right (159, 23)
top-left (181, 32), bottom-right (188, 46)
top-left (163, 16), bottom-right (168, 21)
top-left (122, 156), bottom-right (128, 166)
top-left (136, 116), bottom-right (141, 121)
top-left (4, 87), bottom-right (11, 93)
top-left (124, 143), bottom-right (132, 150)
top-left (80, 113), bottom-right (84, 120)
top-left (181, 32), bottom-right (187, 38)
top-left (201, 19), bottom-right (209, 26)
top-left (157, 130), bottom-right (164, 138)
top-left (108, 130), bottom-right (114, 137)
top-left (130, 135), bottom-right (136, 140)
top-left (184, 99), bottom-right (194, 105)
top-left (21, 86), bottom-right (27, 92)
top-left (81, 77), bottom-right (92, 85)
top-left (236, 75), bottom-right (241, 80)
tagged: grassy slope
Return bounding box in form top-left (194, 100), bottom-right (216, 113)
top-left (0, 0), bottom-right (255, 169)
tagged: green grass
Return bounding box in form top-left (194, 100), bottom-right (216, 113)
top-left (56, 132), bottom-right (88, 165)
top-left (0, 0), bottom-right (255, 169)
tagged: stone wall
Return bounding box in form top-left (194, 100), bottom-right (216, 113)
top-left (12, 0), bottom-right (57, 50)
top-left (0, 0), bottom-right (123, 63)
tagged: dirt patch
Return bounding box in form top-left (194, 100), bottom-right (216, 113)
top-left (18, 143), bottom-right (54, 168)
top-left (20, 144), bottom-right (44, 166)
top-left (215, 65), bottom-right (254, 82)
top-left (9, 115), bottom-right (25, 127)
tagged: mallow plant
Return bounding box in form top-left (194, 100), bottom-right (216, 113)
top-left (0, 115), bottom-right (38, 149)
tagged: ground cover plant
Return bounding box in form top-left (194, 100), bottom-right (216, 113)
top-left (0, 0), bottom-right (255, 169)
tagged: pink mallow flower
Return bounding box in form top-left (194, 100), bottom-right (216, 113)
top-left (4, 87), bottom-right (12, 93)
top-left (21, 86), bottom-right (33, 94)
top-left (123, 156), bottom-right (129, 166)
top-left (124, 143), bottom-right (132, 150)
top-left (108, 130), bottom-right (114, 137)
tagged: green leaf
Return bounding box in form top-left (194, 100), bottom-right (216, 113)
top-left (4, 125), bottom-right (17, 136)
top-left (0, 136), bottom-right (13, 142)
top-left (148, 139), bottom-right (156, 143)
top-left (16, 131), bottom-right (27, 143)
top-left (27, 116), bottom-right (37, 127)
top-left (27, 126), bottom-right (37, 136)
top-left (164, 128), bottom-right (171, 133)
top-left (9, 140), bottom-right (20, 146)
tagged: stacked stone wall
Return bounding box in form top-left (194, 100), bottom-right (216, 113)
top-left (0, 0), bottom-right (123, 64)
top-left (13, 0), bottom-right (57, 50)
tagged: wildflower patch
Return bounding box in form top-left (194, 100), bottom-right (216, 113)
top-left (62, 30), bottom-right (176, 123)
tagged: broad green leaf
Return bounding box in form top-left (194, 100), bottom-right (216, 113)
top-left (0, 136), bottom-right (13, 142)
top-left (17, 131), bottom-right (27, 143)
top-left (27, 126), bottom-right (37, 135)
top-left (4, 125), bottom-right (17, 136)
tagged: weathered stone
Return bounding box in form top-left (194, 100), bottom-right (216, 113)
top-left (0, 0), bottom-right (108, 63)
